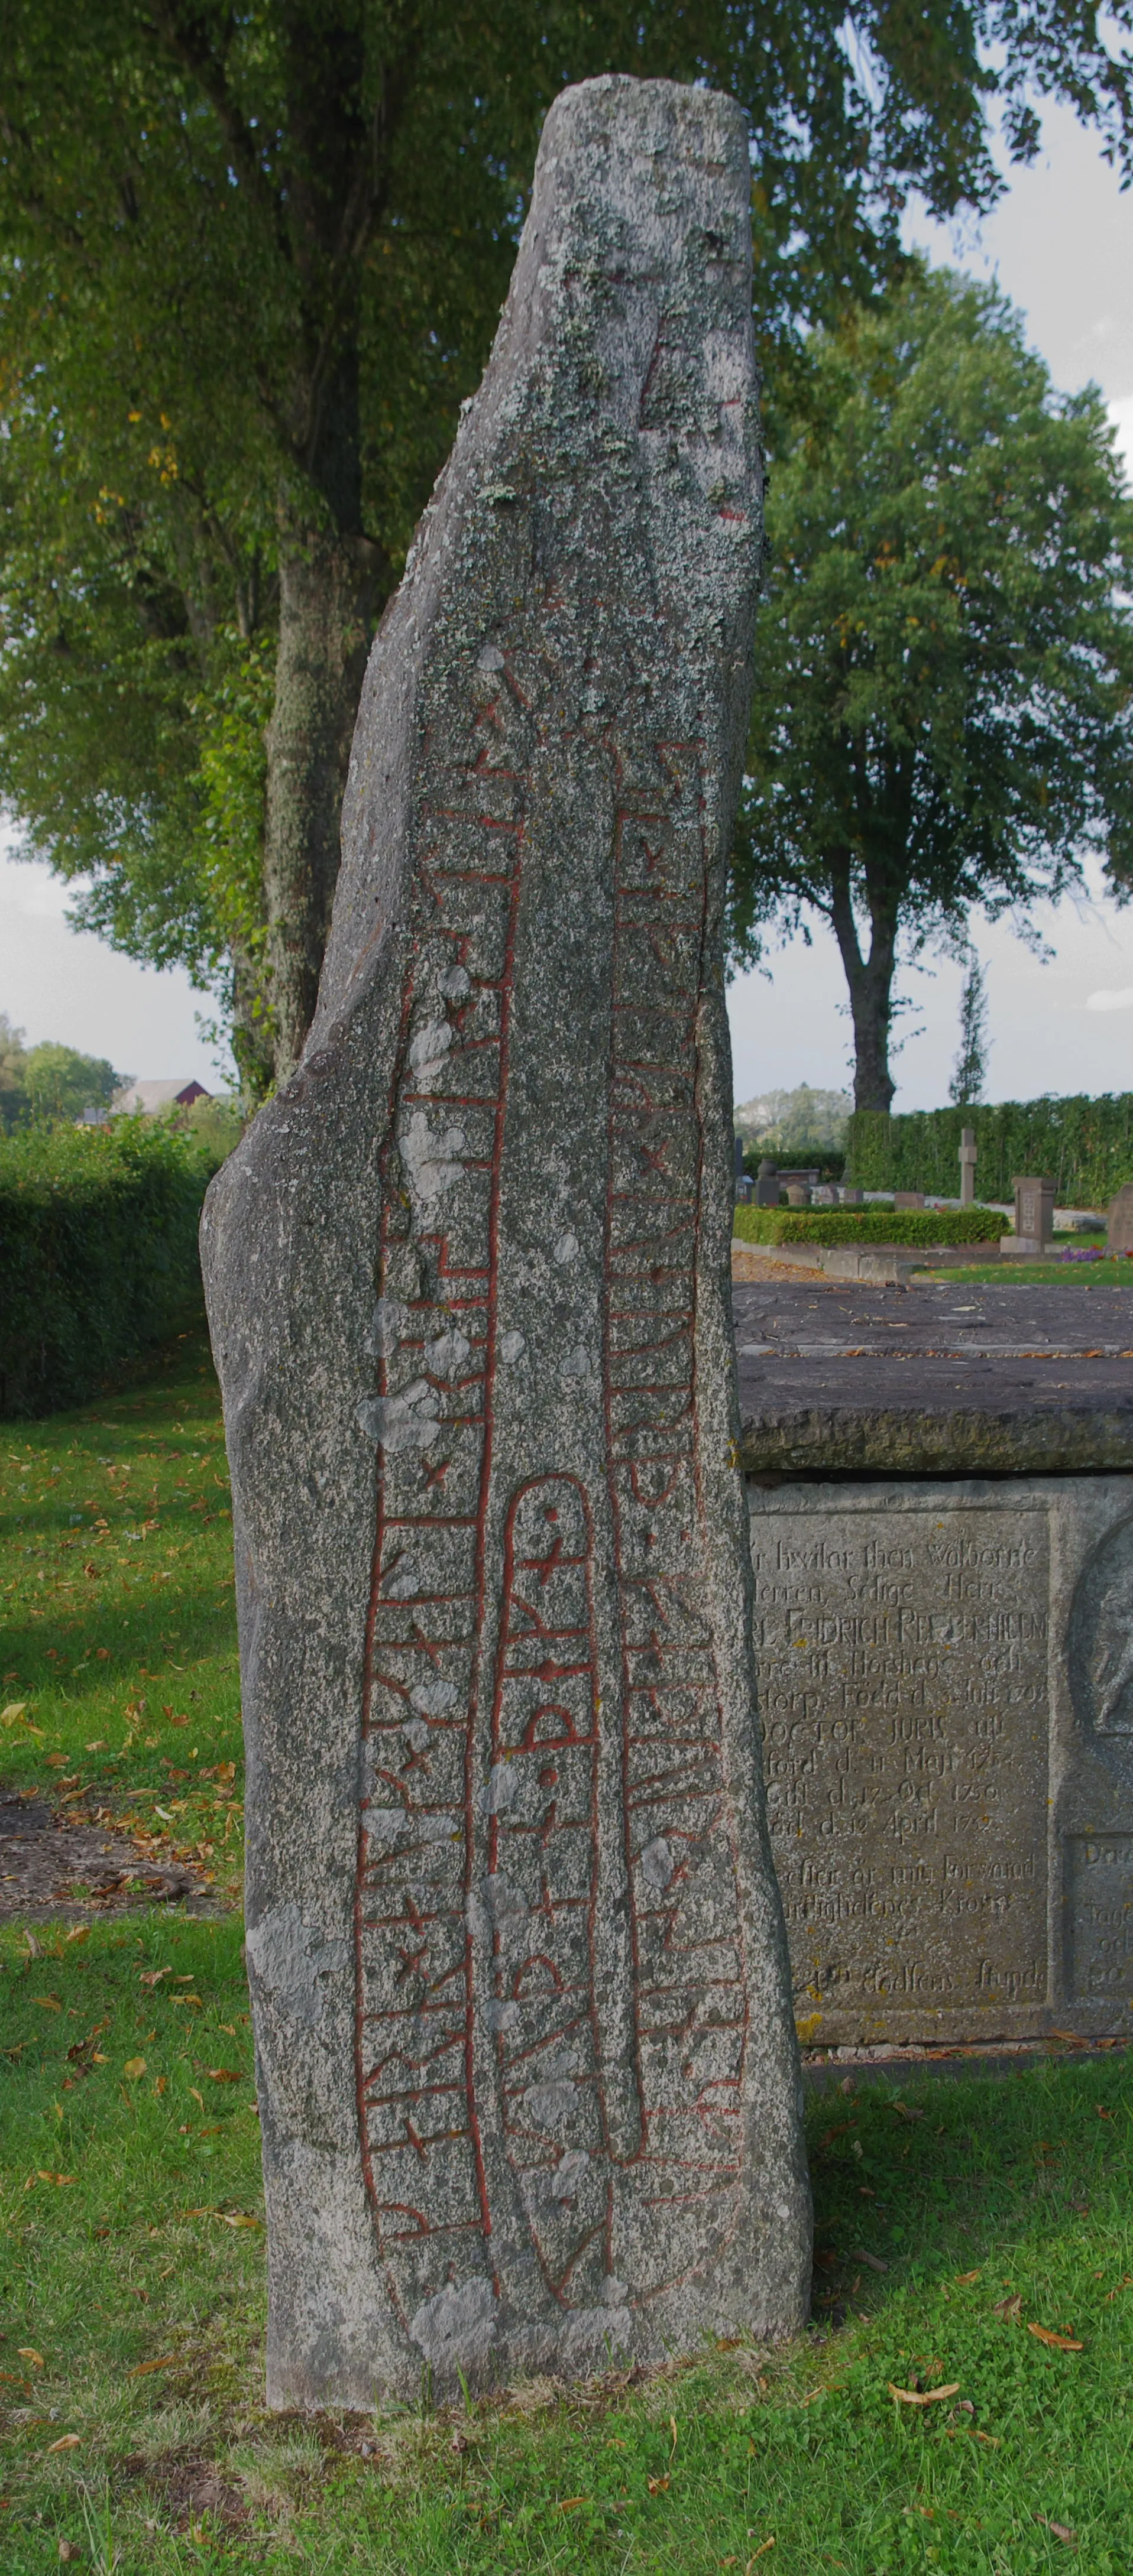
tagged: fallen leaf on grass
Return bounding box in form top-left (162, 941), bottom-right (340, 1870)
top-left (64, 1926), bottom-right (89, 1945)
top-left (35, 2173), bottom-right (75, 2187)
top-left (556, 2497), bottom-right (590, 2512)
top-left (122, 2058), bottom-right (146, 2081)
top-left (954, 2270), bottom-right (980, 2285)
top-left (888, 2383), bottom-right (960, 2408)
top-left (1036, 2516), bottom-right (1077, 2545)
top-left (203, 2067), bottom-right (241, 2084)
top-left (45, 2436), bottom-right (81, 2454)
top-left (852, 2250), bottom-right (888, 2273)
top-left (35, 1996), bottom-right (62, 2013)
top-left (179, 2205), bottom-right (261, 2228)
top-left (648, 2476), bottom-right (670, 2494)
top-left (747, 2545), bottom-right (776, 2565)
top-left (128, 2353), bottom-right (180, 2377)
top-left (139, 1967), bottom-right (171, 1990)
top-left (1028, 2323), bottom-right (1083, 2351)
top-left (18, 2350), bottom-right (44, 2368)
top-left (992, 2293), bottom-right (1022, 2321)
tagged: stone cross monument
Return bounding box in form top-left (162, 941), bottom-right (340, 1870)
top-left (202, 73), bottom-right (810, 2409)
top-left (959, 1125), bottom-right (977, 1207)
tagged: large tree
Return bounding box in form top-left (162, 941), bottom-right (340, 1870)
top-left (4, 6), bottom-right (1133, 1090)
top-left (733, 267), bottom-right (1133, 1112)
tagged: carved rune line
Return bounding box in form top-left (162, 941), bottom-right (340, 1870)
top-left (354, 657), bottom-right (749, 2328)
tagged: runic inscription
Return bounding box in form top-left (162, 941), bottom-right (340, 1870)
top-left (357, 697), bottom-right (760, 2341)
top-left (202, 74), bottom-right (807, 2409)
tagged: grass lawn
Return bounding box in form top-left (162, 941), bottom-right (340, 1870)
top-left (3, 1342), bottom-right (1133, 2571)
top-left (917, 1260), bottom-right (1133, 1287)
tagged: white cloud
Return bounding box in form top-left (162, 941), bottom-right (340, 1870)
top-left (1108, 395), bottom-right (1133, 482)
top-left (1086, 986), bottom-right (1133, 1013)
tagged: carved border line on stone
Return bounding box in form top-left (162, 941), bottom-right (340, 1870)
top-left (354, 650), bottom-right (530, 2333)
top-left (603, 736), bottom-right (751, 2297)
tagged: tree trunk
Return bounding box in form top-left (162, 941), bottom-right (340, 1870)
top-left (827, 851), bottom-right (898, 1115)
top-left (262, 532), bottom-right (376, 1083)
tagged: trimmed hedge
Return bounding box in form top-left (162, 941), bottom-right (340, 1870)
top-left (733, 1203), bottom-right (1004, 1247)
top-left (846, 1096), bottom-right (1133, 1204)
top-left (0, 1120), bottom-right (222, 1417)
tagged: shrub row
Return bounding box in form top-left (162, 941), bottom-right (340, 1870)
top-left (0, 1120), bottom-right (222, 1418)
top-left (733, 1203), bottom-right (1004, 1247)
top-left (845, 1096), bottom-right (1133, 1204)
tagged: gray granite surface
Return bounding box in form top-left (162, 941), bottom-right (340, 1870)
top-left (202, 76), bottom-right (808, 2411)
top-left (735, 1281), bottom-right (1133, 1474)
top-left (749, 1474), bottom-right (1133, 2049)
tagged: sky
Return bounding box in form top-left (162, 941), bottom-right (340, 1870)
top-left (2, 87), bottom-right (1132, 1104)
top-left (730, 93), bottom-right (1133, 1112)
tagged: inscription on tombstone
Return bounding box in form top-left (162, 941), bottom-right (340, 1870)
top-left (203, 75), bottom-right (808, 2409)
top-left (749, 1480), bottom-right (1133, 2046)
top-left (1012, 1175), bottom-right (1055, 1257)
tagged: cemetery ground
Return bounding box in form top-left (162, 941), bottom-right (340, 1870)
top-left (0, 1337), bottom-right (1131, 2571)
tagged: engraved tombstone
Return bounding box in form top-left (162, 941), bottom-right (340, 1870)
top-left (1012, 1175), bottom-right (1055, 1257)
top-left (749, 1477), bottom-right (1133, 2046)
top-left (1106, 1182), bottom-right (1133, 1254)
top-left (202, 76), bottom-right (809, 2409)
top-left (755, 1159), bottom-right (781, 1208)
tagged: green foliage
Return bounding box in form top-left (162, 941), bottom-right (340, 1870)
top-left (0, 1019), bottom-right (128, 1131)
top-left (735, 265), bottom-right (1133, 1111)
top-left (4, 7), bottom-right (1133, 1071)
top-left (734, 1202), bottom-right (1003, 1244)
top-left (734, 1082), bottom-right (852, 1149)
top-left (21, 1043), bottom-right (127, 1125)
top-left (179, 1092), bottom-right (248, 1161)
top-left (949, 949), bottom-right (990, 1105)
top-left (0, 1121), bottom-right (222, 1417)
top-left (847, 1095), bottom-right (1133, 1204)
top-left (0, 1013), bottom-right (28, 1130)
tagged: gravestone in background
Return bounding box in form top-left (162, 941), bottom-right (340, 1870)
top-left (750, 1478), bottom-right (1133, 2046)
top-left (203, 74), bottom-right (809, 2409)
top-left (1107, 1183), bottom-right (1133, 1253)
top-left (1012, 1175), bottom-right (1056, 1257)
top-left (959, 1126), bottom-right (977, 1208)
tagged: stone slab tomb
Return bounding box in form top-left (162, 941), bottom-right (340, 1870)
top-left (737, 1279), bottom-right (1133, 2047)
top-left (203, 76), bottom-right (809, 2408)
